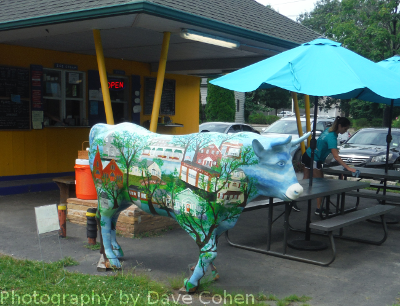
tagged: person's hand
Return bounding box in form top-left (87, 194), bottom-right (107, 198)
top-left (347, 167), bottom-right (357, 173)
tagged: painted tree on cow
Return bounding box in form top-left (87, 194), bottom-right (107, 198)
top-left (111, 130), bottom-right (150, 188)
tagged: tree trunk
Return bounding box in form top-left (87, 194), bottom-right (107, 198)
top-left (147, 198), bottom-right (158, 215)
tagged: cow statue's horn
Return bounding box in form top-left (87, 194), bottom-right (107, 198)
top-left (291, 132), bottom-right (311, 147)
top-left (270, 135), bottom-right (292, 148)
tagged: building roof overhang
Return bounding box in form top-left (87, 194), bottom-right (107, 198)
top-left (0, 1), bottom-right (318, 76)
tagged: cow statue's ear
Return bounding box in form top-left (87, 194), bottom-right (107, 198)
top-left (252, 139), bottom-right (265, 158)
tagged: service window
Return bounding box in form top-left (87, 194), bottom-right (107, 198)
top-left (108, 76), bottom-right (129, 124)
top-left (43, 69), bottom-right (86, 126)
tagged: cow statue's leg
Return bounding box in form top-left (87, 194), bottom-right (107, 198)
top-left (99, 214), bottom-right (121, 268)
top-left (208, 214), bottom-right (242, 282)
top-left (110, 212), bottom-right (124, 258)
top-left (184, 230), bottom-right (217, 292)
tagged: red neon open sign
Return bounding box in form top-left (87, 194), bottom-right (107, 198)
top-left (108, 81), bottom-right (124, 89)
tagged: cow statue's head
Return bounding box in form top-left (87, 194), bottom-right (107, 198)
top-left (241, 133), bottom-right (310, 202)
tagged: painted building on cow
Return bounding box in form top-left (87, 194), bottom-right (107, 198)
top-left (142, 138), bottom-right (184, 162)
top-left (217, 169), bottom-right (246, 203)
top-left (221, 142), bottom-right (243, 158)
top-left (196, 143), bottom-right (222, 168)
top-left (92, 148), bottom-right (123, 188)
top-left (102, 160), bottom-right (123, 186)
top-left (93, 148), bottom-right (103, 181)
top-left (103, 134), bottom-right (119, 160)
top-left (174, 188), bottom-right (203, 215)
top-left (130, 160), bottom-right (162, 179)
top-left (128, 185), bottom-right (148, 201)
top-left (180, 161), bottom-right (219, 192)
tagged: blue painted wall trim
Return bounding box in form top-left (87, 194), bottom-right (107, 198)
top-left (0, 172), bottom-right (75, 182)
top-left (0, 182), bottom-right (59, 196)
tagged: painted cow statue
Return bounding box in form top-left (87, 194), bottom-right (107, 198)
top-left (89, 122), bottom-right (309, 292)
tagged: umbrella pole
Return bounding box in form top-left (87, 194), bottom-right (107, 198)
top-left (385, 99), bottom-right (394, 174)
top-left (308, 96), bottom-right (319, 187)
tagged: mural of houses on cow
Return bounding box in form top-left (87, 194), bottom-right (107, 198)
top-left (93, 147), bottom-right (123, 188)
top-left (142, 137), bottom-right (184, 162)
top-left (179, 141), bottom-right (246, 204)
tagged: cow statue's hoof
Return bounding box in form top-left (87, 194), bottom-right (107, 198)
top-left (184, 278), bottom-right (198, 293)
top-left (212, 270), bottom-right (219, 281)
top-left (104, 254), bottom-right (122, 269)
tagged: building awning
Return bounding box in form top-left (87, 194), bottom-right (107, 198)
top-left (157, 148), bottom-right (163, 151)
top-left (174, 149), bottom-right (183, 153)
top-left (165, 149), bottom-right (172, 152)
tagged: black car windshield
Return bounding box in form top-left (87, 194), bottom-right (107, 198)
top-left (263, 120), bottom-right (325, 134)
top-left (347, 130), bottom-right (400, 147)
top-left (199, 123), bottom-right (228, 133)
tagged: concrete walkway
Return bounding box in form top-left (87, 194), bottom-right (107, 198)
top-left (1, 189), bottom-right (400, 305)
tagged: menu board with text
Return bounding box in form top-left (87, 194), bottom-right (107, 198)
top-left (144, 78), bottom-right (175, 115)
top-left (0, 99), bottom-right (30, 130)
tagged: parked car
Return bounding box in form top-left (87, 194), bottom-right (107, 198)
top-left (277, 111), bottom-right (295, 117)
top-left (199, 122), bottom-right (261, 134)
top-left (325, 128), bottom-right (400, 169)
top-left (338, 130), bottom-right (352, 144)
top-left (261, 117), bottom-right (334, 161)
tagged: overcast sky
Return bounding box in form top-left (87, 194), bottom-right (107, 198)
top-left (255, 0), bottom-right (317, 20)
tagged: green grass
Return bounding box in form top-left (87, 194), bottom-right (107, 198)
top-left (84, 242), bottom-right (101, 251)
top-left (0, 255), bottom-right (313, 306)
top-left (166, 272), bottom-right (186, 290)
top-left (0, 255), bottom-right (174, 305)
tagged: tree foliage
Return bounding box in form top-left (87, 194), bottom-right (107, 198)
top-left (244, 87), bottom-right (291, 121)
top-left (298, 0), bottom-right (400, 124)
top-left (205, 79), bottom-right (235, 122)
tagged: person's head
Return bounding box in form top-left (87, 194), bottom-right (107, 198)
top-left (329, 116), bottom-right (351, 134)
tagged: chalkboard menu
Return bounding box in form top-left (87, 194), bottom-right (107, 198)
top-left (144, 78), bottom-right (175, 115)
top-left (0, 66), bottom-right (30, 98)
top-left (0, 99), bottom-right (30, 130)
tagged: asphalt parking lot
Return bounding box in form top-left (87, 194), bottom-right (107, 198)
top-left (2, 188), bottom-right (400, 306)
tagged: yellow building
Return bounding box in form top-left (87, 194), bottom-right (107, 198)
top-left (0, 0), bottom-right (317, 179)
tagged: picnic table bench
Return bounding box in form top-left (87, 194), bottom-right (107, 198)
top-left (309, 205), bottom-right (395, 264)
top-left (346, 190), bottom-right (400, 205)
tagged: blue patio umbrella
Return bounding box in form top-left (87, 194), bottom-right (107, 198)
top-left (211, 38), bottom-right (400, 180)
top-left (211, 38), bottom-right (400, 105)
top-left (378, 55), bottom-right (400, 76)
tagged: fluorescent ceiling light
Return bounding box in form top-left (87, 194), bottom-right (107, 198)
top-left (180, 29), bottom-right (240, 49)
